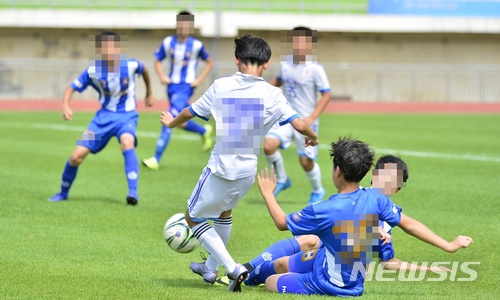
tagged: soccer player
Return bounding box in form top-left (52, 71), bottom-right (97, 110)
top-left (142, 10), bottom-right (214, 170)
top-left (265, 26), bottom-right (332, 204)
top-left (255, 137), bottom-right (473, 296)
top-left (159, 34), bottom-right (319, 293)
top-left (215, 154), bottom-right (465, 286)
top-left (48, 32), bottom-right (154, 205)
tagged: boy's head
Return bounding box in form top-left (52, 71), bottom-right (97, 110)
top-left (372, 155), bottom-right (409, 196)
top-left (94, 31), bottom-right (123, 62)
top-left (176, 10), bottom-right (194, 37)
top-left (281, 26), bottom-right (317, 62)
top-left (329, 136), bottom-right (375, 187)
top-left (234, 34), bottom-right (272, 67)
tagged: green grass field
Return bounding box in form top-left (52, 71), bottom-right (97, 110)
top-left (1, 0), bottom-right (368, 14)
top-left (0, 111), bottom-right (499, 299)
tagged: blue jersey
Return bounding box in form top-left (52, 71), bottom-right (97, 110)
top-left (154, 35), bottom-right (209, 84)
top-left (286, 188), bottom-right (402, 296)
top-left (71, 59), bottom-right (145, 113)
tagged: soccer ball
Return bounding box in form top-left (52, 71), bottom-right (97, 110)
top-left (163, 213), bottom-right (200, 254)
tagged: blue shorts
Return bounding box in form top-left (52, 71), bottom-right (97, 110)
top-left (167, 83), bottom-right (194, 112)
top-left (77, 109), bottom-right (138, 154)
top-left (380, 240), bottom-right (395, 261)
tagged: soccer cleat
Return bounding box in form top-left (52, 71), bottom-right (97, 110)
top-left (142, 157), bottom-right (159, 170)
top-left (190, 262), bottom-right (217, 285)
top-left (308, 189), bottom-right (326, 205)
top-left (202, 124), bottom-right (214, 152)
top-left (214, 275), bottom-right (230, 286)
top-left (47, 193), bottom-right (68, 202)
top-left (273, 178), bottom-right (291, 197)
top-left (227, 263), bottom-right (249, 293)
top-left (126, 196), bottom-right (138, 206)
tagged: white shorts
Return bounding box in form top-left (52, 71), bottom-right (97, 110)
top-left (187, 167), bottom-right (255, 222)
top-left (266, 122), bottom-right (319, 160)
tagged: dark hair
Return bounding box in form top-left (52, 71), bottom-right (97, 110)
top-left (329, 136), bottom-right (375, 183)
top-left (234, 34), bottom-right (271, 66)
top-left (292, 26), bottom-right (317, 43)
top-left (95, 31), bottom-right (119, 47)
top-left (375, 155), bottom-right (409, 183)
top-left (177, 10), bottom-right (194, 21)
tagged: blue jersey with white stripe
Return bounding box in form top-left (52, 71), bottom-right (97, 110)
top-left (286, 188), bottom-right (402, 296)
top-left (71, 59), bottom-right (145, 113)
top-left (154, 35), bottom-right (209, 84)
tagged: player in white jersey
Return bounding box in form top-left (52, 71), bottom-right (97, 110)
top-left (48, 32), bottom-right (154, 205)
top-left (160, 34), bottom-right (319, 293)
top-left (266, 27), bottom-right (332, 204)
top-left (142, 11), bottom-right (214, 171)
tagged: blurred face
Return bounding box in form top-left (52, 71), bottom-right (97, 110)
top-left (97, 38), bottom-right (120, 62)
top-left (372, 163), bottom-right (405, 196)
top-left (292, 35), bottom-right (313, 57)
top-left (176, 19), bottom-right (194, 37)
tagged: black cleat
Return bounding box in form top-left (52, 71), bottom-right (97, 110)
top-left (126, 196), bottom-right (138, 206)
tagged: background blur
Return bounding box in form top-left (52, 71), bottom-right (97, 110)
top-left (0, 0), bottom-right (499, 103)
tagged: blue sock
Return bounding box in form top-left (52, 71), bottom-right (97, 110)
top-left (245, 238), bottom-right (300, 285)
top-left (247, 260), bottom-right (277, 286)
top-left (154, 125), bottom-right (172, 162)
top-left (184, 120), bottom-right (205, 135)
top-left (60, 160), bottom-right (78, 196)
top-left (123, 149), bottom-right (139, 198)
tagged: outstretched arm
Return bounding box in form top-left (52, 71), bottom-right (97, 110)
top-left (289, 118), bottom-right (319, 147)
top-left (381, 257), bottom-right (451, 272)
top-left (62, 86), bottom-right (75, 121)
top-left (160, 107), bottom-right (195, 128)
top-left (398, 213), bottom-right (473, 253)
top-left (257, 167), bottom-right (288, 231)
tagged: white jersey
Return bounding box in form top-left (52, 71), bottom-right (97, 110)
top-left (190, 72), bottom-right (299, 180)
top-left (277, 60), bottom-right (331, 119)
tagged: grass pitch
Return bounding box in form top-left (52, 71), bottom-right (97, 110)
top-left (0, 111), bottom-right (499, 299)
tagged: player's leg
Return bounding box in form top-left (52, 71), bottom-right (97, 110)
top-left (187, 169), bottom-right (252, 291)
top-left (264, 124), bottom-right (293, 197)
top-left (266, 273), bottom-right (311, 294)
top-left (119, 133), bottom-right (139, 205)
top-left (48, 145), bottom-right (90, 201)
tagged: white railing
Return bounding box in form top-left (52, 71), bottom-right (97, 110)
top-left (0, 59), bottom-right (498, 102)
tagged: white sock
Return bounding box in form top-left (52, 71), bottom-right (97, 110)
top-left (205, 216), bottom-right (233, 271)
top-left (192, 222), bottom-right (236, 273)
top-left (305, 162), bottom-right (323, 193)
top-left (265, 151), bottom-right (288, 183)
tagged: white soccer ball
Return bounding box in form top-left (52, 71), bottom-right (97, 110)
top-left (163, 213), bottom-right (200, 254)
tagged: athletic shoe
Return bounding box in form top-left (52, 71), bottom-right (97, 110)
top-left (190, 261), bottom-right (217, 285)
top-left (227, 263), bottom-right (249, 293)
top-left (308, 189), bottom-right (326, 205)
top-left (47, 193), bottom-right (68, 202)
top-left (273, 178), bottom-right (291, 197)
top-left (202, 124), bottom-right (214, 152)
top-left (214, 275), bottom-right (230, 286)
top-left (142, 157), bottom-right (159, 170)
top-left (126, 196), bottom-right (138, 206)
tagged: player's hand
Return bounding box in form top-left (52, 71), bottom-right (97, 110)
top-left (257, 166), bottom-right (277, 199)
top-left (145, 94), bottom-right (154, 107)
top-left (447, 235), bottom-right (473, 253)
top-left (190, 79), bottom-right (201, 88)
top-left (160, 75), bottom-right (172, 85)
top-left (62, 105), bottom-right (73, 121)
top-left (379, 228), bottom-right (392, 245)
top-left (304, 136), bottom-right (319, 147)
top-left (160, 111), bottom-right (175, 128)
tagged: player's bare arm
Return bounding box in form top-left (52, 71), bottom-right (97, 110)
top-left (305, 91), bottom-right (331, 124)
top-left (62, 86), bottom-right (75, 121)
top-left (161, 107), bottom-right (195, 128)
top-left (382, 257), bottom-right (451, 272)
top-left (397, 213), bottom-right (473, 253)
top-left (190, 57), bottom-right (214, 88)
top-left (142, 67), bottom-right (154, 107)
top-left (154, 60), bottom-right (171, 85)
top-left (257, 167), bottom-right (288, 231)
top-left (289, 118), bottom-right (319, 146)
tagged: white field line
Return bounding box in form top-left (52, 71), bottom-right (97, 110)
top-left (1, 122), bottom-right (500, 163)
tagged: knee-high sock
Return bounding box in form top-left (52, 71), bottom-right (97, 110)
top-left (184, 120), bottom-right (206, 135)
top-left (60, 160), bottom-right (78, 196)
top-left (265, 151), bottom-right (287, 183)
top-left (154, 125), bottom-right (172, 162)
top-left (305, 162), bottom-right (323, 193)
top-left (245, 238), bottom-right (300, 285)
top-left (123, 149), bottom-right (139, 198)
top-left (247, 260), bottom-right (277, 286)
top-left (192, 222), bottom-right (236, 274)
top-left (205, 216), bottom-right (233, 271)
